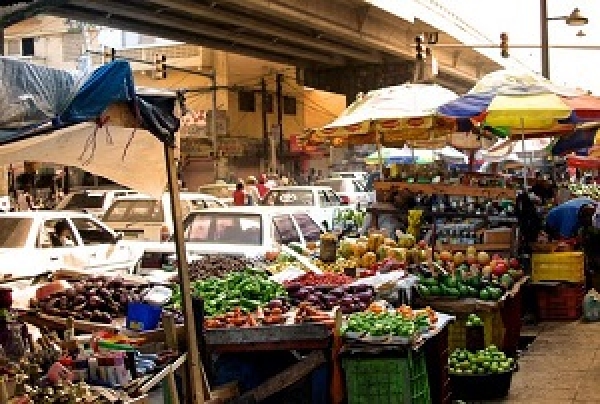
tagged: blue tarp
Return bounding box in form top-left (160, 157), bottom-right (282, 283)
top-left (0, 59), bottom-right (178, 146)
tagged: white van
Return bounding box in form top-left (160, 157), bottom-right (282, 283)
top-left (57, 189), bottom-right (138, 218)
top-left (102, 193), bottom-right (226, 241)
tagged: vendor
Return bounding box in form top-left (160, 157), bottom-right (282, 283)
top-left (544, 197), bottom-right (596, 240)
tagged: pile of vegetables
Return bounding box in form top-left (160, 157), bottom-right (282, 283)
top-left (173, 269), bottom-right (287, 317)
top-left (283, 272), bottom-right (353, 287)
top-left (32, 276), bottom-right (149, 324)
top-left (449, 346), bottom-right (515, 375)
top-left (342, 311), bottom-right (431, 339)
top-left (294, 302), bottom-right (334, 328)
top-left (286, 283), bottom-right (374, 313)
top-left (416, 267), bottom-right (514, 301)
top-left (171, 255), bottom-right (261, 282)
top-left (204, 306), bottom-right (284, 328)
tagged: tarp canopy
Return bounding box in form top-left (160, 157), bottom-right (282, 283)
top-left (552, 127), bottom-right (600, 156)
top-left (0, 59), bottom-right (180, 197)
top-left (0, 58), bottom-right (179, 146)
top-left (0, 123), bottom-right (167, 198)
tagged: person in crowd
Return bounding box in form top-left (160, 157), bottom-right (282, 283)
top-left (257, 174), bottom-right (270, 199)
top-left (544, 196), bottom-right (596, 240)
top-left (52, 220), bottom-right (75, 247)
top-left (245, 176), bottom-right (261, 205)
top-left (279, 176), bottom-right (290, 186)
top-left (17, 186), bottom-right (34, 211)
top-left (232, 182), bottom-right (247, 206)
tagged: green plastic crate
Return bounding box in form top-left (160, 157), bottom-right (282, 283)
top-left (342, 350), bottom-right (431, 404)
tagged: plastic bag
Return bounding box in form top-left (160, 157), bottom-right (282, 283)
top-left (583, 289), bottom-right (600, 322)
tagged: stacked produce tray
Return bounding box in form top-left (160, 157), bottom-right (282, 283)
top-left (536, 283), bottom-right (585, 320)
top-left (532, 252), bottom-right (585, 283)
top-left (342, 349), bottom-right (431, 404)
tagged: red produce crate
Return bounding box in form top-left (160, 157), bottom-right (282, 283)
top-left (536, 283), bottom-right (585, 320)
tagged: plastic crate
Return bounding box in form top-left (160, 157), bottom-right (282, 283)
top-left (532, 251), bottom-right (585, 283)
top-left (447, 310), bottom-right (505, 353)
top-left (342, 350), bottom-right (431, 404)
top-left (536, 283), bottom-right (585, 320)
top-left (450, 367), bottom-right (516, 401)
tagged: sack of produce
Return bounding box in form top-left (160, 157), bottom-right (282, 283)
top-left (583, 289), bottom-right (600, 322)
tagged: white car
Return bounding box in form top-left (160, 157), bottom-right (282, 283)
top-left (315, 178), bottom-right (374, 208)
top-left (135, 206), bottom-right (323, 273)
top-left (102, 192), bottom-right (226, 242)
top-left (330, 171), bottom-right (368, 180)
top-left (261, 186), bottom-right (351, 231)
top-left (57, 189), bottom-right (139, 218)
top-left (0, 211), bottom-right (140, 278)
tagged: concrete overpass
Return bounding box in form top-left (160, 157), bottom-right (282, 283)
top-left (1, 0), bottom-right (503, 99)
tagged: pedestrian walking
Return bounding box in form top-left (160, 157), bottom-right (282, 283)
top-left (257, 174), bottom-right (270, 199)
top-left (232, 182), bottom-right (247, 206)
top-left (245, 176), bottom-right (261, 205)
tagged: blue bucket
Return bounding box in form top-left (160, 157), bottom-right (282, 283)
top-left (126, 302), bottom-right (163, 331)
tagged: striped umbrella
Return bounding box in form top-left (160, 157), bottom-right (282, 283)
top-left (438, 70), bottom-right (600, 134)
top-left (320, 83), bottom-right (458, 144)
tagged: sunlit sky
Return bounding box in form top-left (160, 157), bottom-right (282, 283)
top-left (374, 0), bottom-right (600, 94)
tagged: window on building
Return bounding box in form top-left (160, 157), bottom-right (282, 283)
top-left (7, 40), bottom-right (20, 55)
top-left (283, 96), bottom-right (297, 115)
top-left (238, 91), bottom-right (256, 112)
top-left (264, 93), bottom-right (274, 114)
top-left (21, 37), bottom-right (35, 57)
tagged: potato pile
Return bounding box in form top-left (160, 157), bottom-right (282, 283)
top-left (31, 276), bottom-right (150, 324)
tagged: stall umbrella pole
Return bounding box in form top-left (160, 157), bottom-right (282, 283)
top-left (165, 143), bottom-right (207, 404)
top-left (521, 118), bottom-right (527, 189)
top-left (376, 131), bottom-right (384, 176)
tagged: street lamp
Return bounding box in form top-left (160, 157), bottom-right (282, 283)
top-left (541, 1), bottom-right (588, 79)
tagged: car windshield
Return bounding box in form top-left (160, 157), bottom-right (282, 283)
top-left (0, 218), bottom-right (33, 248)
top-left (64, 193), bottom-right (104, 209)
top-left (263, 190), bottom-right (314, 206)
top-left (183, 213), bottom-right (262, 245)
top-left (103, 199), bottom-right (164, 222)
top-left (315, 180), bottom-right (346, 193)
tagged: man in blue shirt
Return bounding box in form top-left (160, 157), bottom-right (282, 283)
top-left (545, 197), bottom-right (596, 239)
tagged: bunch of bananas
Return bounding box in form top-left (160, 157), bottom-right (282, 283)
top-left (407, 209), bottom-right (423, 240)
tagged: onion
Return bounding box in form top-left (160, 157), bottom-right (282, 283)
top-left (340, 296), bottom-right (354, 306)
top-left (330, 288), bottom-right (345, 297)
top-left (322, 294), bottom-right (337, 304)
top-left (268, 299), bottom-right (283, 309)
top-left (355, 290), bottom-right (374, 303)
top-left (352, 284), bottom-right (369, 293)
top-left (295, 288), bottom-right (310, 300)
top-left (306, 295), bottom-right (320, 304)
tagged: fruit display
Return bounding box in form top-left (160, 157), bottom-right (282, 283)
top-left (407, 209), bottom-right (423, 240)
top-left (204, 306), bottom-right (286, 328)
top-left (283, 272), bottom-right (354, 287)
top-left (172, 269), bottom-right (287, 317)
top-left (449, 346), bottom-right (515, 375)
top-left (415, 249), bottom-right (524, 301)
top-left (569, 183), bottom-right (600, 200)
top-left (285, 283), bottom-right (375, 313)
top-left (342, 309), bottom-right (432, 340)
top-left (466, 313), bottom-right (484, 327)
top-left (335, 209), bottom-right (366, 229)
top-left (170, 255), bottom-right (261, 282)
top-left (266, 252), bottom-right (302, 275)
top-left (31, 276), bottom-right (149, 324)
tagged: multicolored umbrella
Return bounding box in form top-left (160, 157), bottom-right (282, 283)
top-left (438, 70), bottom-right (600, 132)
top-left (320, 83), bottom-right (458, 144)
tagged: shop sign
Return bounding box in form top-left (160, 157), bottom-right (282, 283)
top-left (179, 110), bottom-right (207, 137)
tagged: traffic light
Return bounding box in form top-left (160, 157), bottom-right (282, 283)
top-left (155, 54), bottom-right (167, 79)
top-left (415, 35), bottom-right (424, 60)
top-left (500, 32), bottom-right (509, 58)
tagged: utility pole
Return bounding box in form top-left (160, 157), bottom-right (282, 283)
top-left (276, 73), bottom-right (284, 171)
top-left (261, 78), bottom-right (269, 165)
top-left (540, 0), bottom-right (550, 78)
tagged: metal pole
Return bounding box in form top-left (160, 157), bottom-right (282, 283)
top-left (211, 72), bottom-right (218, 181)
top-left (276, 73), bottom-right (284, 163)
top-left (0, 25), bottom-right (4, 56)
top-left (261, 78), bottom-right (269, 162)
top-left (541, 0), bottom-right (550, 79)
